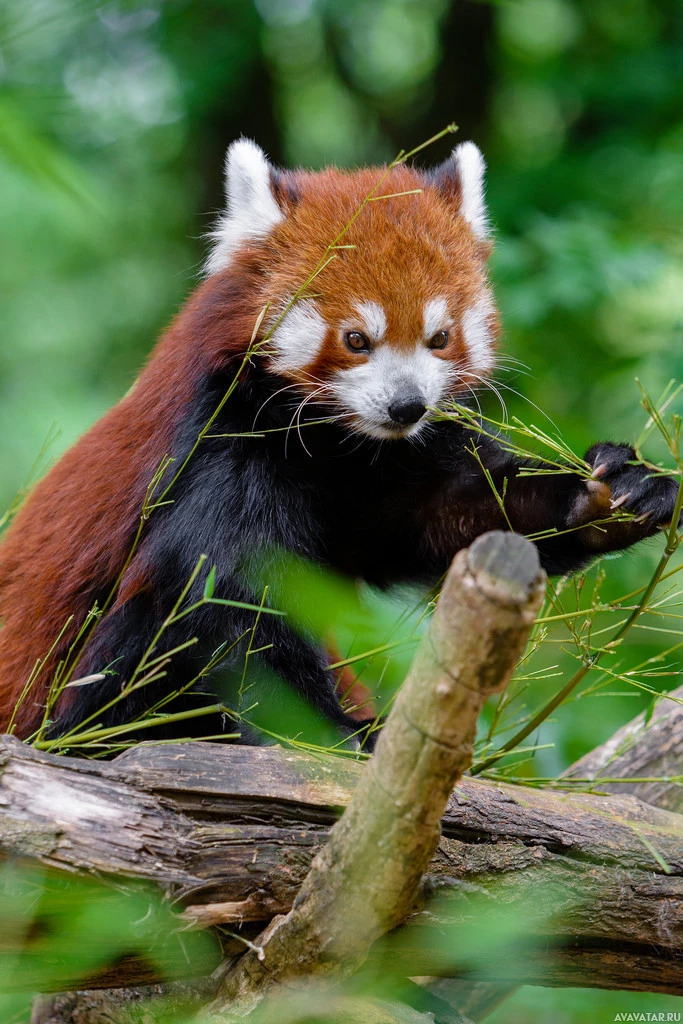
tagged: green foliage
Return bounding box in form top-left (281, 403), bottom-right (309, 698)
top-left (0, 863), bottom-right (219, 1023)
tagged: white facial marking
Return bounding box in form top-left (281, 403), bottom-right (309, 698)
top-left (462, 290), bottom-right (495, 372)
top-left (331, 346), bottom-right (455, 440)
top-left (355, 301), bottom-right (387, 342)
top-left (423, 297), bottom-right (452, 338)
top-left (454, 141), bottom-right (489, 241)
top-left (270, 299), bottom-right (328, 372)
top-left (205, 139), bottom-right (284, 276)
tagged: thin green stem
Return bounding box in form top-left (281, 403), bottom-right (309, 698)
top-left (471, 479), bottom-right (683, 776)
top-left (36, 702), bottom-right (229, 750)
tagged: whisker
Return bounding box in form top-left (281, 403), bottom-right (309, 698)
top-left (474, 374), bottom-right (560, 430)
top-left (284, 386), bottom-right (328, 458)
top-left (251, 369), bottom-right (336, 433)
top-left (370, 438), bottom-right (386, 466)
top-left (443, 367), bottom-right (483, 419)
top-left (295, 391), bottom-right (326, 457)
top-left (494, 353), bottom-right (532, 373)
top-left (469, 373), bottom-right (508, 422)
top-left (340, 430), bottom-right (374, 456)
top-left (462, 381), bottom-right (484, 419)
top-left (407, 422), bottom-right (435, 450)
top-left (252, 381), bottom-right (306, 431)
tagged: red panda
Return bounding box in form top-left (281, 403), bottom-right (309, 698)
top-left (0, 139), bottom-right (678, 745)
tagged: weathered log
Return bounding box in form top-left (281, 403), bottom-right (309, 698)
top-left (2, 737), bottom-right (683, 995)
top-left (565, 682), bottom-right (683, 812)
top-left (29, 982), bottom-right (215, 1024)
top-left (6, 533), bottom-right (683, 1023)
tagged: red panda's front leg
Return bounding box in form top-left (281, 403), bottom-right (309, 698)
top-left (422, 440), bottom-right (680, 577)
top-left (514, 442), bottom-right (679, 573)
top-left (50, 576), bottom-right (369, 746)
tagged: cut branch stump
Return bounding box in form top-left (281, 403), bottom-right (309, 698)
top-left (203, 532), bottom-right (546, 1017)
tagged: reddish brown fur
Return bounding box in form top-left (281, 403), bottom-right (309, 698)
top-left (0, 259), bottom-right (264, 735)
top-left (327, 639), bottom-right (376, 724)
top-left (262, 166), bottom-right (498, 386)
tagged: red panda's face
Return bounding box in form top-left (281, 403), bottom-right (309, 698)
top-left (207, 141), bottom-right (499, 440)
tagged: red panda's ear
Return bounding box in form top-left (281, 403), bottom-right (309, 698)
top-left (205, 139), bottom-right (287, 276)
top-left (427, 141), bottom-right (490, 243)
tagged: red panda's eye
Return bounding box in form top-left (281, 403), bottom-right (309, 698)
top-left (345, 331), bottom-right (371, 353)
top-left (428, 330), bottom-right (449, 350)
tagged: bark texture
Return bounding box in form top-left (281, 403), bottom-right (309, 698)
top-left (31, 988), bottom-right (471, 1024)
top-left (29, 983), bottom-right (214, 1024)
top-left (565, 682), bottom-right (683, 812)
top-left (3, 736), bottom-right (683, 995)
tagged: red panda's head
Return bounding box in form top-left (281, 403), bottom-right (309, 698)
top-left (206, 139), bottom-right (500, 440)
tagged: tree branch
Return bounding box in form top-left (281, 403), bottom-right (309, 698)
top-left (31, 987), bottom-right (472, 1024)
top-left (203, 531), bottom-right (545, 1017)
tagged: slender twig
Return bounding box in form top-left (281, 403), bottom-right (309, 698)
top-left (472, 479), bottom-right (683, 776)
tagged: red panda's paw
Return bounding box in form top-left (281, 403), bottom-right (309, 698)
top-left (574, 442), bottom-right (681, 548)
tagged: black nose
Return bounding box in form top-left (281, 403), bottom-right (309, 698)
top-left (388, 396), bottom-right (427, 426)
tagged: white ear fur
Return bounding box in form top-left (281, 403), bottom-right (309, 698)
top-left (453, 141), bottom-right (489, 241)
top-left (204, 139), bottom-right (284, 276)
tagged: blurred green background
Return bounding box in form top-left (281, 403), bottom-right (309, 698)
top-left (0, 0), bottom-right (681, 1019)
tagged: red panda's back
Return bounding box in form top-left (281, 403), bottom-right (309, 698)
top-left (0, 262), bottom-right (263, 737)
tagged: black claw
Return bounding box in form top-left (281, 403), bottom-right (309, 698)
top-left (584, 442), bottom-right (680, 531)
